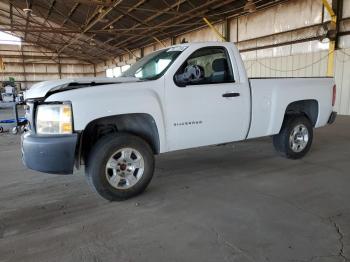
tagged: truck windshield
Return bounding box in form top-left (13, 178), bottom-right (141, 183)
top-left (121, 47), bottom-right (185, 80)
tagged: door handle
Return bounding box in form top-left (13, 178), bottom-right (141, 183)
top-left (222, 92), bottom-right (240, 98)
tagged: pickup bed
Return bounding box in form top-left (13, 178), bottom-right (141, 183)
top-left (22, 42), bottom-right (337, 201)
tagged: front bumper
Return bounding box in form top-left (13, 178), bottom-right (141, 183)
top-left (328, 111), bottom-right (337, 125)
top-left (22, 133), bottom-right (78, 175)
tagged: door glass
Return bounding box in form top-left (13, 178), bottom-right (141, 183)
top-left (175, 47), bottom-right (234, 86)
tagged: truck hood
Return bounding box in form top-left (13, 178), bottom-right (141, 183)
top-left (24, 77), bottom-right (140, 100)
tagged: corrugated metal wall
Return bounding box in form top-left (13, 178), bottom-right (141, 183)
top-left (334, 49), bottom-right (350, 115)
top-left (235, 0), bottom-right (350, 116)
top-left (243, 48), bottom-right (350, 115)
top-left (0, 44), bottom-right (96, 89)
top-left (244, 52), bottom-right (328, 78)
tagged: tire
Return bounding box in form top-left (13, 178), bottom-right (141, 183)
top-left (11, 127), bottom-right (18, 135)
top-left (273, 115), bottom-right (313, 159)
top-left (86, 133), bottom-right (155, 201)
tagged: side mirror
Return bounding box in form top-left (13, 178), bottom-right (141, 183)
top-left (177, 82), bottom-right (187, 88)
top-left (174, 64), bottom-right (205, 87)
top-left (174, 75), bottom-right (188, 87)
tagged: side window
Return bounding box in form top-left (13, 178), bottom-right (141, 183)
top-left (174, 47), bottom-right (234, 86)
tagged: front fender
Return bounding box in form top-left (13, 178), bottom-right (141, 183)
top-left (45, 83), bottom-right (167, 152)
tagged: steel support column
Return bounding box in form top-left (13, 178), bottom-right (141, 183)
top-left (322, 0), bottom-right (337, 77)
top-left (223, 18), bottom-right (230, 42)
top-left (20, 46), bottom-right (27, 89)
top-left (58, 56), bottom-right (62, 79)
top-left (333, 0), bottom-right (343, 49)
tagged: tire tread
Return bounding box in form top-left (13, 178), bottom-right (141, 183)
top-left (273, 115), bottom-right (313, 159)
top-left (86, 133), bottom-right (154, 201)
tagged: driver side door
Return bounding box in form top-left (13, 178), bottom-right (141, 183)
top-left (164, 46), bottom-right (250, 151)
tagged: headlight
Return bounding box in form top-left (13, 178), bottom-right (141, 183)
top-left (36, 104), bottom-right (73, 135)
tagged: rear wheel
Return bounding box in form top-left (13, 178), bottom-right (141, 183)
top-left (86, 133), bottom-right (155, 201)
top-left (273, 115), bottom-right (313, 159)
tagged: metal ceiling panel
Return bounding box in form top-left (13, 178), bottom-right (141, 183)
top-left (0, 0), bottom-right (282, 62)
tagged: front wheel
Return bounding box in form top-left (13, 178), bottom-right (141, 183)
top-left (86, 134), bottom-right (155, 201)
top-left (273, 115), bottom-right (313, 159)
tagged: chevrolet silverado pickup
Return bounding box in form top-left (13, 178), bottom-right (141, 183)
top-left (22, 42), bottom-right (337, 201)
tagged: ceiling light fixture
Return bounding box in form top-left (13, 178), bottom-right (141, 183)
top-left (98, 18), bottom-right (109, 23)
top-left (317, 23), bottom-right (337, 43)
top-left (23, 8), bottom-right (32, 16)
top-left (89, 39), bottom-right (97, 46)
top-left (108, 25), bottom-right (114, 33)
top-left (244, 0), bottom-right (256, 13)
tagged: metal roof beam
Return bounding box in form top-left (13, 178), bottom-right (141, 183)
top-left (60, 2), bottom-right (80, 27)
top-left (57, 0), bottom-right (124, 55)
top-left (35, 0), bottom-right (56, 45)
top-left (100, 0), bottom-right (187, 47)
top-left (120, 0), bottom-right (236, 50)
top-left (23, 0), bottom-right (32, 40)
top-left (111, 0), bottom-right (228, 49)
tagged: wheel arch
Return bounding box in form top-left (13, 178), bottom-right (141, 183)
top-left (284, 99), bottom-right (319, 127)
top-left (79, 113), bottom-right (160, 165)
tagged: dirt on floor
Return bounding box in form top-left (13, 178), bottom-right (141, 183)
top-left (0, 111), bottom-right (349, 262)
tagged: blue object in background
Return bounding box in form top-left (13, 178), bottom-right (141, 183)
top-left (0, 117), bottom-right (27, 124)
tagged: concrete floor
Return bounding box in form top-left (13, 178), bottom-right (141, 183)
top-left (0, 110), bottom-right (349, 262)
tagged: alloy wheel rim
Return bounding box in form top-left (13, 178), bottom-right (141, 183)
top-left (105, 147), bottom-right (145, 189)
top-left (289, 124), bottom-right (309, 153)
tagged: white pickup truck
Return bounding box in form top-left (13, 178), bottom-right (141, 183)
top-left (22, 42), bottom-right (337, 201)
